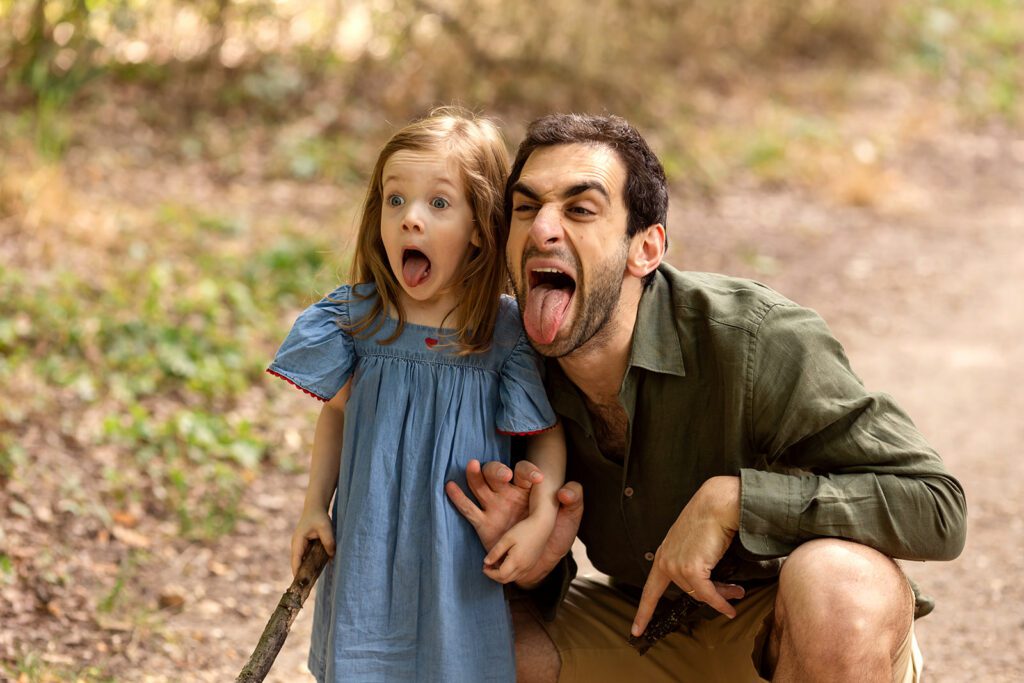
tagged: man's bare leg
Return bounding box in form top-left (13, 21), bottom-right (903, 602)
top-left (768, 539), bottom-right (914, 682)
top-left (511, 599), bottom-right (560, 683)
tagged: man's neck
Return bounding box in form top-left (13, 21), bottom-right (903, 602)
top-left (558, 284), bottom-right (642, 407)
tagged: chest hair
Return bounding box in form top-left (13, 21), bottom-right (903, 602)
top-left (586, 399), bottom-right (629, 462)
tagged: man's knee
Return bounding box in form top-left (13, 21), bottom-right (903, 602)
top-left (774, 539), bottom-right (912, 662)
top-left (511, 600), bottom-right (561, 683)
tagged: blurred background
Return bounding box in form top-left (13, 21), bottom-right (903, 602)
top-left (1, 0), bottom-right (1022, 680)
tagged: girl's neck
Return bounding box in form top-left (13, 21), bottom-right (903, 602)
top-left (393, 288), bottom-right (461, 330)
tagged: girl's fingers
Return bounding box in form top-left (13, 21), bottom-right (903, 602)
top-left (318, 526), bottom-right (336, 556)
top-left (484, 536), bottom-right (512, 567)
top-left (291, 537), bottom-right (307, 577)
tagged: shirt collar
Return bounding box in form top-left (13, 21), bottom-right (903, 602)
top-left (544, 266), bottom-right (686, 431)
top-left (627, 266), bottom-right (687, 377)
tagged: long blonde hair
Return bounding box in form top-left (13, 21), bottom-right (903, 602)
top-left (348, 106), bottom-right (510, 353)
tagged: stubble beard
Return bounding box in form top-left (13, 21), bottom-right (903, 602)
top-left (511, 240), bottom-right (629, 359)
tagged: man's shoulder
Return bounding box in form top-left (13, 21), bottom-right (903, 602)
top-left (655, 263), bottom-right (797, 335)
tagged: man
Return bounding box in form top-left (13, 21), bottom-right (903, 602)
top-left (445, 114), bottom-right (966, 682)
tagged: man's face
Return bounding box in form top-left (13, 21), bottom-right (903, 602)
top-left (507, 143), bottom-right (631, 357)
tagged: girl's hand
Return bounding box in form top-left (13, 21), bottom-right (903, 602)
top-left (482, 515), bottom-right (548, 584)
top-left (290, 507), bottom-right (335, 577)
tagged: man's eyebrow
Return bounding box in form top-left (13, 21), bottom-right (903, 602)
top-left (510, 180), bottom-right (610, 202)
top-left (563, 181), bottom-right (609, 202)
top-left (510, 181), bottom-right (540, 201)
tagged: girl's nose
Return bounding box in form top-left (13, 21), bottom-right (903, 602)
top-left (402, 203), bottom-right (425, 232)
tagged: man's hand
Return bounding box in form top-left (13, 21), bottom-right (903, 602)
top-left (445, 459), bottom-right (536, 550)
top-left (631, 476), bottom-right (745, 636)
top-left (446, 459), bottom-right (583, 587)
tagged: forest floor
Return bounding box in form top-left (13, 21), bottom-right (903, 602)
top-left (1, 72), bottom-right (1022, 682)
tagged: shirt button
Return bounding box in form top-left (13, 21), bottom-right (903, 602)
top-left (644, 551), bottom-right (655, 561)
top-left (623, 486), bottom-right (634, 498)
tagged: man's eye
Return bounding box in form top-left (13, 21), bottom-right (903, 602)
top-left (569, 206), bottom-right (594, 216)
top-left (514, 203), bottom-right (538, 213)
top-left (387, 195), bottom-right (404, 207)
top-left (431, 197), bottom-right (449, 209)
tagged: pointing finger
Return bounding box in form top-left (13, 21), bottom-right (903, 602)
top-left (632, 565), bottom-right (671, 636)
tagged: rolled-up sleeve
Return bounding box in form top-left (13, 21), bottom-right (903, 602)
top-left (738, 303), bottom-right (967, 562)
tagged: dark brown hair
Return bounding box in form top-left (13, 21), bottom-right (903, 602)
top-left (506, 113), bottom-right (668, 286)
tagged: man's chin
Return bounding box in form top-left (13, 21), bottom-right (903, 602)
top-left (524, 326), bottom-right (574, 359)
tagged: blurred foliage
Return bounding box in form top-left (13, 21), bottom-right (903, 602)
top-left (0, 206), bottom-right (335, 537)
top-left (2, 0), bottom-right (1020, 140)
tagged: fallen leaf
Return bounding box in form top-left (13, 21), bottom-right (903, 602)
top-left (112, 511), bottom-right (139, 528)
top-left (158, 586), bottom-right (186, 611)
top-left (111, 525), bottom-right (151, 548)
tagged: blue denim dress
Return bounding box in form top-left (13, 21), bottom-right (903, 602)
top-left (268, 284), bottom-right (555, 682)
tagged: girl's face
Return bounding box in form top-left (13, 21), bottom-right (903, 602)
top-left (380, 149), bottom-right (480, 318)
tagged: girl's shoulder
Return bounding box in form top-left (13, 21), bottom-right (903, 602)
top-left (490, 294), bottom-right (528, 355)
top-left (330, 282), bottom-right (380, 320)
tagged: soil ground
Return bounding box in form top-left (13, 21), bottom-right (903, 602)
top-left (2, 77), bottom-right (1022, 681)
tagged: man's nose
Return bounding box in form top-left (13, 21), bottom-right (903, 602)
top-left (529, 205), bottom-right (563, 246)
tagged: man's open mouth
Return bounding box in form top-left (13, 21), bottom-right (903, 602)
top-left (524, 267), bottom-right (576, 345)
top-left (402, 248), bottom-right (431, 287)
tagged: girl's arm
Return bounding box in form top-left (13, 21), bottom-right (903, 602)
top-left (482, 422), bottom-right (566, 583)
top-left (290, 380), bottom-right (351, 576)
top-left (523, 422), bottom-right (566, 528)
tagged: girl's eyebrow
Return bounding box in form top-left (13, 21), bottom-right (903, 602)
top-left (382, 174), bottom-right (459, 191)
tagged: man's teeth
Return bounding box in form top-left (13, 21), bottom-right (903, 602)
top-left (532, 268), bottom-right (565, 274)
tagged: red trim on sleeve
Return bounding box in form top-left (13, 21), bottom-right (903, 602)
top-left (266, 368), bottom-right (328, 402)
top-left (496, 423), bottom-right (557, 437)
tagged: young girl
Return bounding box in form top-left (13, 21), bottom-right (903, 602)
top-left (267, 107), bottom-right (565, 682)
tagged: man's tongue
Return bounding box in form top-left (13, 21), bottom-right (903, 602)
top-left (402, 252), bottom-right (431, 287)
top-left (524, 284), bottom-right (571, 345)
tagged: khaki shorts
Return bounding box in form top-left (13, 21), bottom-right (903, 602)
top-left (529, 577), bottom-right (922, 683)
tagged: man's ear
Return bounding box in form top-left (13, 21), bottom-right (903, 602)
top-left (626, 223), bottom-right (666, 279)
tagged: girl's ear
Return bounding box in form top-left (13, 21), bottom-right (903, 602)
top-left (470, 221), bottom-right (482, 248)
top-left (626, 223), bottom-right (666, 280)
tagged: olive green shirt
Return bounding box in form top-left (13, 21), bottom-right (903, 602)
top-left (537, 264), bottom-right (966, 619)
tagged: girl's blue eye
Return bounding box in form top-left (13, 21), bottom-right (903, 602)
top-left (431, 197), bottom-right (449, 209)
top-left (388, 195), bottom-right (404, 207)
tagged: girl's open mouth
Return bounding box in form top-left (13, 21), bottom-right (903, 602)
top-left (402, 248), bottom-right (432, 287)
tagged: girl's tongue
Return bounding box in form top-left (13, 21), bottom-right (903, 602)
top-left (402, 251), bottom-right (431, 287)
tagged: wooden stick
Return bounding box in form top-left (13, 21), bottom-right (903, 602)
top-left (236, 540), bottom-right (330, 682)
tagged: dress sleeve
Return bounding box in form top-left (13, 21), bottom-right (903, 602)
top-left (266, 285), bottom-right (356, 401)
top-left (496, 332), bottom-right (557, 435)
